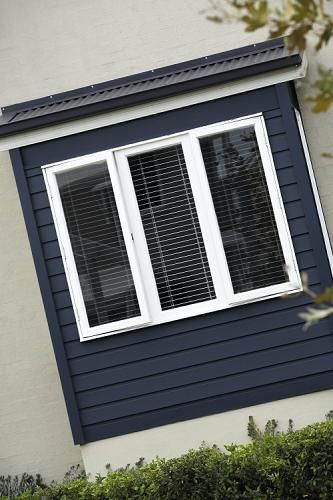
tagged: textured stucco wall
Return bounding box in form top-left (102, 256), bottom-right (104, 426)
top-left (0, 150), bottom-right (82, 481)
top-left (296, 42), bottom-right (333, 241)
top-left (1, 0), bottom-right (332, 481)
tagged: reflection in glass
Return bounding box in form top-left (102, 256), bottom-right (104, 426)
top-left (56, 162), bottom-right (140, 327)
top-left (200, 127), bottom-right (287, 293)
top-left (129, 144), bottom-right (216, 310)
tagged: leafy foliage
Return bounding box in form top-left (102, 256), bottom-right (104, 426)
top-left (202, 0), bottom-right (333, 112)
top-left (9, 418), bottom-right (333, 499)
top-left (203, 1), bottom-right (333, 328)
top-left (0, 473), bottom-right (45, 498)
top-left (308, 65), bottom-right (333, 112)
top-left (247, 415), bottom-right (294, 441)
top-left (298, 272), bottom-right (333, 329)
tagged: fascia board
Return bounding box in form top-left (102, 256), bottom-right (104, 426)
top-left (0, 57), bottom-right (307, 152)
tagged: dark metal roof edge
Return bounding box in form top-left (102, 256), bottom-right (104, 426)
top-left (0, 56), bottom-right (301, 138)
top-left (2, 37), bottom-right (286, 115)
top-left (0, 39), bottom-right (302, 139)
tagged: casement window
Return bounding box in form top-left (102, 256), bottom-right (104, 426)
top-left (43, 114), bottom-right (301, 340)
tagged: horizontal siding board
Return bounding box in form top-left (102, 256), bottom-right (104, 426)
top-left (298, 267), bottom-right (318, 284)
top-left (54, 290), bottom-right (72, 309)
top-left (25, 166), bottom-right (44, 178)
top-left (296, 249), bottom-right (316, 269)
top-left (58, 307), bottom-right (76, 326)
top-left (288, 218), bottom-right (308, 237)
top-left (50, 274), bottom-right (69, 293)
top-left (76, 329), bottom-right (332, 409)
top-left (264, 109), bottom-right (282, 119)
top-left (14, 85), bottom-right (333, 444)
top-left (293, 233), bottom-right (311, 253)
top-left (73, 322), bottom-right (327, 397)
top-left (27, 174), bottom-right (46, 194)
top-left (280, 183), bottom-right (300, 203)
top-left (276, 166), bottom-right (296, 186)
top-left (83, 371), bottom-right (333, 442)
top-left (63, 281), bottom-right (317, 347)
top-left (284, 200), bottom-right (304, 220)
top-left (80, 352), bottom-right (333, 425)
top-left (63, 294), bottom-right (311, 348)
top-left (69, 303), bottom-right (314, 376)
top-left (61, 323), bottom-right (79, 341)
top-left (39, 224), bottom-right (58, 244)
top-left (31, 191), bottom-right (50, 210)
top-left (35, 207), bottom-right (54, 227)
top-left (43, 240), bottom-right (61, 260)
top-left (273, 150), bottom-right (293, 169)
top-left (69, 307), bottom-right (310, 382)
top-left (46, 257), bottom-right (65, 276)
top-left (265, 116), bottom-right (284, 135)
top-left (43, 241), bottom-right (61, 260)
top-left (269, 134), bottom-right (289, 153)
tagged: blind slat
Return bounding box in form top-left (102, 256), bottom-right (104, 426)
top-left (57, 161), bottom-right (141, 327)
top-left (129, 144), bottom-right (216, 310)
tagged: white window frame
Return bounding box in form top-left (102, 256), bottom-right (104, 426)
top-left (43, 113), bottom-right (302, 341)
top-left (43, 151), bottom-right (150, 340)
top-left (189, 115), bottom-right (301, 305)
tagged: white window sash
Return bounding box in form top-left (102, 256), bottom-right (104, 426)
top-left (114, 136), bottom-right (226, 326)
top-left (42, 151), bottom-right (150, 341)
top-left (190, 115), bottom-right (302, 305)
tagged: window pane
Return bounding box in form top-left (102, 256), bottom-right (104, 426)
top-left (200, 127), bottom-right (288, 293)
top-left (128, 144), bottom-right (216, 310)
top-left (56, 161), bottom-right (140, 327)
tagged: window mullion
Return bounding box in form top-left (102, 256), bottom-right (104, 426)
top-left (185, 132), bottom-right (234, 306)
top-left (113, 150), bottom-right (163, 322)
top-left (104, 152), bottom-right (152, 325)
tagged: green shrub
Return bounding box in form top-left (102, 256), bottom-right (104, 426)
top-left (0, 473), bottom-right (45, 498)
top-left (9, 419), bottom-right (333, 499)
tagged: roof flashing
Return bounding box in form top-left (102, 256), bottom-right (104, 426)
top-left (0, 38), bottom-right (304, 141)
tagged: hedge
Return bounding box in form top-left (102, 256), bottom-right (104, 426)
top-left (6, 418), bottom-right (333, 499)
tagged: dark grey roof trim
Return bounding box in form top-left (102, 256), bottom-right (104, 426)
top-left (0, 38), bottom-right (301, 137)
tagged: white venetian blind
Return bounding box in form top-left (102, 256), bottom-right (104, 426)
top-left (199, 127), bottom-right (288, 294)
top-left (56, 161), bottom-right (141, 327)
top-left (128, 144), bottom-right (216, 310)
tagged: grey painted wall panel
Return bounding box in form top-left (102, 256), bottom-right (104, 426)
top-left (15, 85), bottom-right (333, 443)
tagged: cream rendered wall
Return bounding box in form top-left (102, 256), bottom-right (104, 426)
top-left (82, 389), bottom-right (333, 476)
top-left (1, 0), bottom-right (333, 481)
top-left (0, 150), bottom-right (82, 482)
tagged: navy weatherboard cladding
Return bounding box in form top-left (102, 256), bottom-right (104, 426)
top-left (12, 83), bottom-right (333, 444)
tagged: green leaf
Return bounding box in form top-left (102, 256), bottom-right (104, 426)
top-left (314, 287), bottom-right (333, 304)
top-left (306, 65), bottom-right (333, 112)
top-left (206, 15), bottom-right (223, 23)
top-left (241, 0), bottom-right (268, 31)
top-left (315, 18), bottom-right (333, 50)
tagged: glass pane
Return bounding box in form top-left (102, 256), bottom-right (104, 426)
top-left (56, 161), bottom-right (140, 327)
top-left (128, 144), bottom-right (216, 310)
top-left (200, 127), bottom-right (288, 293)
